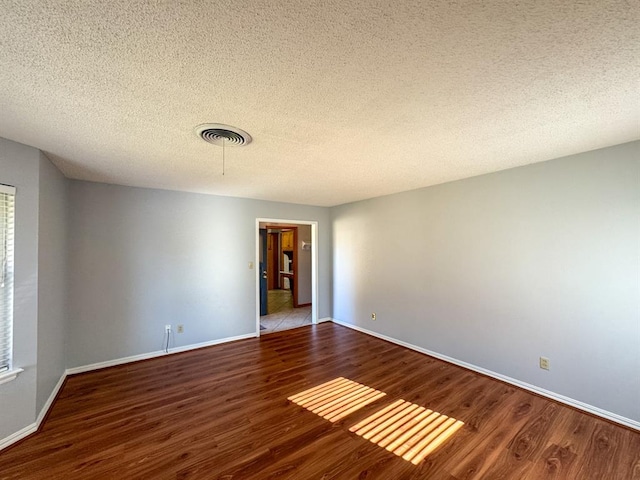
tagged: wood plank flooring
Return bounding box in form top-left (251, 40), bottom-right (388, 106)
top-left (0, 323), bottom-right (638, 479)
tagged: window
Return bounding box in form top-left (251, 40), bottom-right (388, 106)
top-left (0, 184), bottom-right (15, 373)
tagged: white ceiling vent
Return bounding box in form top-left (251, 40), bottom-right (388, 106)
top-left (195, 123), bottom-right (252, 147)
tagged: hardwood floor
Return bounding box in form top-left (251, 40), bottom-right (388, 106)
top-left (1, 323), bottom-right (638, 479)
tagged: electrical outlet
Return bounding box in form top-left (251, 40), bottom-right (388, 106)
top-left (165, 324), bottom-right (171, 332)
top-left (177, 324), bottom-right (184, 334)
top-left (371, 313), bottom-right (376, 321)
top-left (539, 357), bottom-right (550, 370)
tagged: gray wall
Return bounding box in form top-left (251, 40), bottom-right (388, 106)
top-left (36, 153), bottom-right (68, 413)
top-left (332, 141), bottom-right (640, 422)
top-left (1, 133), bottom-right (637, 444)
top-left (0, 138), bottom-right (40, 440)
top-left (67, 181), bottom-right (332, 368)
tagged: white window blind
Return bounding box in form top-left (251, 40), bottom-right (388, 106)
top-left (0, 184), bottom-right (16, 373)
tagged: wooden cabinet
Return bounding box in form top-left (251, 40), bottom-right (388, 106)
top-left (281, 230), bottom-right (294, 250)
top-left (267, 232), bottom-right (278, 291)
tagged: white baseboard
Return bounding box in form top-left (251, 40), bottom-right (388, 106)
top-left (0, 423), bottom-right (37, 451)
top-left (36, 373), bottom-right (66, 426)
top-left (330, 318), bottom-right (640, 431)
top-left (66, 332), bottom-right (256, 375)
top-left (0, 372), bottom-right (66, 452)
top-left (3, 322), bottom-right (636, 455)
top-left (0, 332), bottom-right (257, 451)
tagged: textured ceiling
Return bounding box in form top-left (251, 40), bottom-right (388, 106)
top-left (0, 1), bottom-right (638, 207)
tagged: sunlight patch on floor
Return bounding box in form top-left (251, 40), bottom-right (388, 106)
top-left (349, 398), bottom-right (464, 465)
top-left (288, 377), bottom-right (464, 465)
top-left (287, 377), bottom-right (386, 422)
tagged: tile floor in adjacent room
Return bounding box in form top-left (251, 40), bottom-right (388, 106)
top-left (260, 289), bottom-right (311, 333)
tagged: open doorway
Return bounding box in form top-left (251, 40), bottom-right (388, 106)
top-left (256, 219), bottom-right (318, 335)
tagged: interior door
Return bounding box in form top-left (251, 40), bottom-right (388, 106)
top-left (259, 228), bottom-right (268, 316)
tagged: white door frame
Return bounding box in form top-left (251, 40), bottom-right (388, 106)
top-left (255, 218), bottom-right (319, 337)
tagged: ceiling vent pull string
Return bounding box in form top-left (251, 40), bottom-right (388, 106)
top-left (194, 123), bottom-right (251, 176)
